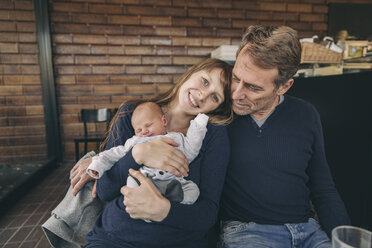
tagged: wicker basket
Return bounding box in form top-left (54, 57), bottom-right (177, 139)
top-left (301, 42), bottom-right (343, 64)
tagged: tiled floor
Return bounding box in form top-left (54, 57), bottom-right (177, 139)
top-left (0, 162), bottom-right (74, 248)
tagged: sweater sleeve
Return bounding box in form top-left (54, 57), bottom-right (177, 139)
top-left (96, 105), bottom-right (142, 202)
top-left (306, 106), bottom-right (350, 236)
top-left (160, 125), bottom-right (230, 232)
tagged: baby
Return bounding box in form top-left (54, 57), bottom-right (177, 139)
top-left (87, 102), bottom-right (209, 204)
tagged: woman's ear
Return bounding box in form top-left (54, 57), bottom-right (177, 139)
top-left (162, 115), bottom-right (168, 126)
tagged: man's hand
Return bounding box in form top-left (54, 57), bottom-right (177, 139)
top-left (70, 157), bottom-right (95, 197)
top-left (121, 169), bottom-right (171, 222)
top-left (132, 137), bottom-right (189, 177)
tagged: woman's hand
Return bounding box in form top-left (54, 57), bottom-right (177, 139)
top-left (121, 169), bottom-right (171, 222)
top-left (70, 157), bottom-right (96, 197)
top-left (132, 137), bottom-right (189, 177)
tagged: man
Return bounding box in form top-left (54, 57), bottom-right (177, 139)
top-left (218, 25), bottom-right (350, 247)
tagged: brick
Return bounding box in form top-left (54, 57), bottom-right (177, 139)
top-left (14, 0), bottom-right (33, 10)
top-left (0, 106), bottom-right (25, 116)
top-left (272, 12), bottom-right (299, 21)
top-left (172, 17), bottom-right (202, 27)
top-left (141, 16), bottom-right (171, 26)
top-left (188, 8), bottom-right (217, 18)
top-left (57, 65), bottom-right (92, 74)
top-left (7, 136), bottom-right (46, 146)
top-left (232, 19), bottom-right (257, 28)
top-left (123, 26), bottom-right (154, 35)
top-left (0, 0), bottom-right (14, 9)
top-left (109, 55), bottom-right (141, 64)
top-left (172, 0), bottom-right (202, 7)
top-left (89, 4), bottom-right (123, 14)
top-left (187, 27), bottom-right (215, 37)
top-left (19, 44), bottom-right (38, 53)
top-left (141, 0), bottom-right (172, 5)
top-left (217, 28), bottom-right (244, 38)
top-left (0, 32), bottom-right (18, 42)
top-left (287, 21), bottom-right (312, 30)
top-left (8, 116), bottom-right (45, 126)
top-left (260, 21), bottom-right (286, 27)
top-left (89, 24), bottom-right (123, 35)
top-left (91, 45), bottom-right (124, 54)
top-left (19, 33), bottom-right (36, 42)
top-left (260, 2), bottom-right (286, 11)
top-left (287, 3), bottom-right (312, 12)
top-left (53, 34), bottom-right (73, 44)
top-left (107, 35), bottom-right (140, 45)
top-left (55, 45), bottom-right (91, 54)
top-left (218, 9), bottom-right (245, 19)
top-left (52, 2), bottom-right (88, 13)
top-left (141, 36), bottom-right (171, 46)
top-left (187, 47), bottom-right (214, 56)
top-left (156, 46), bottom-right (186, 55)
top-left (6, 96), bottom-right (42, 105)
top-left (93, 84), bottom-right (125, 94)
top-left (3, 65), bottom-right (21, 74)
top-left (21, 65), bottom-right (40, 74)
top-left (59, 104), bottom-right (92, 115)
top-left (157, 84), bottom-right (173, 93)
top-left (59, 113), bottom-right (78, 123)
top-left (201, 1), bottom-right (231, 8)
top-left (15, 10), bottom-right (35, 21)
top-left (78, 95), bottom-right (110, 104)
top-left (54, 55), bottom-right (74, 65)
top-left (0, 117), bottom-right (8, 127)
top-left (312, 5), bottom-right (328, 13)
top-left (0, 54), bottom-right (20, 63)
top-left (51, 13), bottom-right (72, 23)
top-left (173, 56), bottom-right (204, 65)
top-left (58, 85), bottom-right (93, 96)
top-left (92, 65), bottom-right (124, 74)
top-left (22, 54), bottom-right (39, 64)
top-left (0, 86), bottom-right (23, 95)
top-left (110, 75), bottom-right (140, 84)
top-left (53, 24), bottom-right (90, 34)
top-left (142, 56), bottom-right (171, 65)
top-left (56, 75), bottom-right (76, 85)
top-left (202, 37), bottom-right (230, 46)
top-left (76, 75), bottom-right (108, 84)
top-left (4, 75), bottom-right (40, 85)
top-left (26, 105), bottom-right (44, 115)
top-left (172, 37), bottom-right (201, 46)
top-left (0, 21), bottom-right (16, 31)
top-left (108, 15), bottom-right (140, 25)
top-left (75, 55), bottom-right (108, 64)
top-left (157, 66), bottom-right (186, 74)
top-left (126, 65), bottom-right (155, 74)
top-left (0, 144), bottom-right (47, 155)
top-left (72, 13), bottom-right (107, 24)
top-left (125, 45), bottom-right (155, 55)
top-left (312, 22), bottom-right (327, 31)
top-left (300, 13), bottom-right (325, 22)
top-left (23, 85), bottom-right (42, 95)
top-left (16, 22), bottom-right (36, 32)
top-left (0, 10), bottom-right (15, 20)
top-left (0, 42), bottom-right (18, 53)
top-left (141, 75), bottom-right (173, 83)
top-left (125, 6), bottom-right (185, 16)
top-left (204, 18), bottom-right (230, 28)
top-left (111, 95), bottom-right (137, 104)
top-left (126, 84), bottom-right (157, 94)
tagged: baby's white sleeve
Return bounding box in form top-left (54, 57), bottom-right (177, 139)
top-left (86, 137), bottom-right (138, 178)
top-left (182, 113), bottom-right (209, 163)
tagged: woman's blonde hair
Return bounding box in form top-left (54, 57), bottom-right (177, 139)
top-left (100, 58), bottom-right (233, 151)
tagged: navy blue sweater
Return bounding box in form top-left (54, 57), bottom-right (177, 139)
top-left (86, 105), bottom-right (230, 248)
top-left (220, 95), bottom-right (350, 236)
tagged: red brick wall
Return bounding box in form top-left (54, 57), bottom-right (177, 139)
top-left (0, 0), bottom-right (47, 164)
top-left (1, 0), bottom-right (369, 163)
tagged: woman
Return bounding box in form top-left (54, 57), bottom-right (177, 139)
top-left (72, 58), bottom-right (233, 248)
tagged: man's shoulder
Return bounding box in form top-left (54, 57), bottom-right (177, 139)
top-left (284, 95), bottom-right (318, 114)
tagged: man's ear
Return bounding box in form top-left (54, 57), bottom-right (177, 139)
top-left (162, 115), bottom-right (167, 126)
top-left (276, 79), bottom-right (294, 95)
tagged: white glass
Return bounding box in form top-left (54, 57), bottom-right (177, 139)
top-left (332, 225), bottom-right (372, 248)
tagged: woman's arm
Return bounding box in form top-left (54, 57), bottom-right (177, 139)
top-left (122, 125), bottom-right (230, 232)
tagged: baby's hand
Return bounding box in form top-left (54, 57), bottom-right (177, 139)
top-left (87, 169), bottom-right (100, 179)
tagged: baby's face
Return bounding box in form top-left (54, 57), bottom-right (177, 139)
top-left (132, 109), bottom-right (167, 137)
